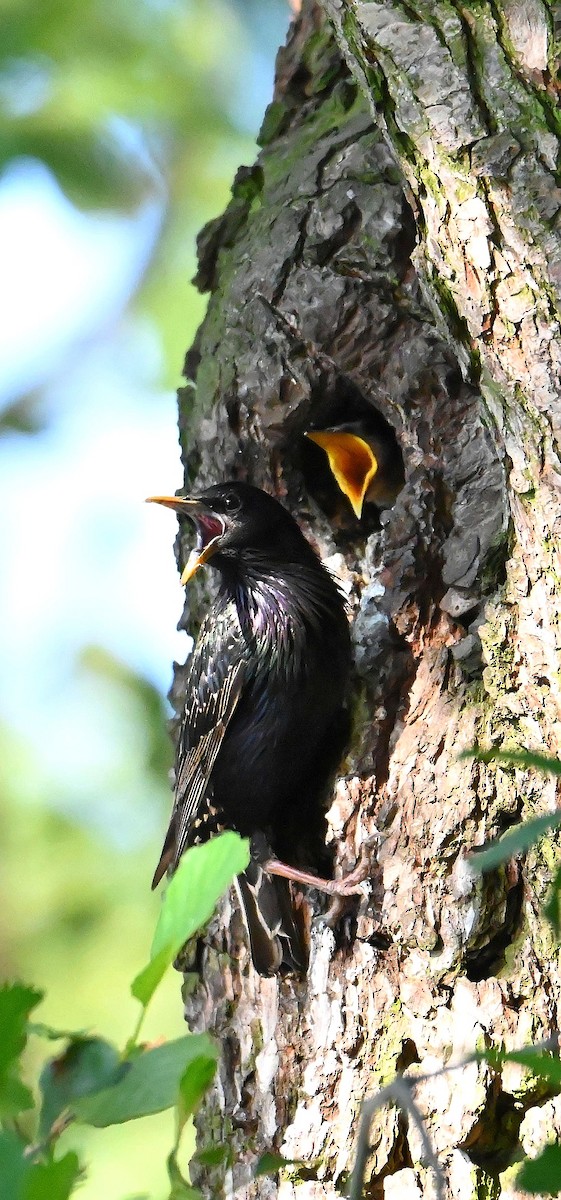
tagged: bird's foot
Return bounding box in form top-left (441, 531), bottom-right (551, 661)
top-left (262, 842), bottom-right (372, 898)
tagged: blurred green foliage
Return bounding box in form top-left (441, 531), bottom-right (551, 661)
top-left (0, 835), bottom-right (249, 1199)
top-left (0, 688), bottom-right (183, 1198)
top-left (0, 0), bottom-right (273, 389)
top-left (0, 1), bottom-right (287, 1194)
top-left (1, 0), bottom-right (246, 205)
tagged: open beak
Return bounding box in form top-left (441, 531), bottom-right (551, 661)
top-left (305, 431), bottom-right (378, 518)
top-left (146, 495), bottom-right (226, 584)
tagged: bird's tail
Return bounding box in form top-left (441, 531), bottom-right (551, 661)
top-left (153, 820), bottom-right (308, 976)
top-left (235, 856), bottom-right (308, 977)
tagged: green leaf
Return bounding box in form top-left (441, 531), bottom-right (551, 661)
top-left (518, 1143), bottom-right (561, 1193)
top-left (167, 1148), bottom-right (203, 1199)
top-left (0, 983), bottom-right (44, 1068)
top-left (0, 983), bottom-right (43, 1118)
top-left (545, 864), bottom-right (561, 937)
top-left (177, 1055), bottom-right (217, 1125)
top-left (73, 1035), bottom-right (218, 1127)
top-left (463, 747), bottom-right (561, 775)
top-left (503, 1049), bottom-right (561, 1087)
top-left (0, 1128), bottom-right (29, 1200)
top-left (0, 1121), bottom-right (82, 1200)
top-left (478, 1045), bottom-right (561, 1086)
top-left (131, 947), bottom-right (171, 1011)
top-left (39, 1036), bottom-right (123, 1138)
top-left (151, 833), bottom-right (250, 960)
top-left (132, 833), bottom-right (250, 1008)
top-left (193, 1145), bottom-right (229, 1167)
top-left (23, 1152), bottom-right (82, 1200)
top-left (254, 1152), bottom-right (306, 1177)
top-left (169, 1187), bottom-right (203, 1199)
top-left (469, 812), bottom-right (561, 874)
top-left (168, 1173), bottom-right (203, 1199)
top-left (0, 1077), bottom-right (35, 1122)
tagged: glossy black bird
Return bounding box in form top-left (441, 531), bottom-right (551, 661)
top-left (147, 481), bottom-right (352, 976)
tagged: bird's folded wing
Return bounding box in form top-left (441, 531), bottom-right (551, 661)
top-left (171, 616), bottom-right (247, 865)
top-left (152, 616), bottom-right (247, 888)
top-left (173, 669), bottom-right (244, 859)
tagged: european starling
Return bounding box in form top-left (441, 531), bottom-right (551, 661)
top-left (148, 481), bottom-right (353, 976)
top-left (306, 423), bottom-right (403, 517)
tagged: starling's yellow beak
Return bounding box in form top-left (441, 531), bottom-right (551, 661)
top-left (179, 543), bottom-right (219, 585)
top-left (305, 431), bottom-right (378, 518)
top-left (146, 495), bottom-right (194, 512)
top-left (146, 495), bottom-right (225, 584)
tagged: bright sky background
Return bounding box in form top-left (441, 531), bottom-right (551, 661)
top-left (0, 160), bottom-right (161, 399)
top-left (0, 165), bottom-right (189, 841)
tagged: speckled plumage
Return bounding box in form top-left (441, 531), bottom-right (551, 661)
top-left (152, 482), bottom-right (351, 975)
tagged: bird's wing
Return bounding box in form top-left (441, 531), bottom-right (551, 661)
top-left (151, 611), bottom-right (246, 888)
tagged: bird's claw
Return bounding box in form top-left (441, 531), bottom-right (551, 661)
top-left (262, 835), bottom-right (376, 899)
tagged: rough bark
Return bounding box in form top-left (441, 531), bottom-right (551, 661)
top-left (170, 3), bottom-right (561, 1198)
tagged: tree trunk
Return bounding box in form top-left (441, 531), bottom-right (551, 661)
top-left (175, 3), bottom-right (561, 1197)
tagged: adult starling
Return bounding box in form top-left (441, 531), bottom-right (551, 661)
top-left (306, 423), bottom-right (404, 517)
top-left (148, 481), bottom-right (353, 976)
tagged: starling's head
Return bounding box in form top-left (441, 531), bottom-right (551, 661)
top-left (147, 481), bottom-right (310, 583)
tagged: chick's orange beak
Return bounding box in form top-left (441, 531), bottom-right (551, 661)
top-left (146, 494), bottom-right (224, 584)
top-left (305, 431), bottom-right (378, 518)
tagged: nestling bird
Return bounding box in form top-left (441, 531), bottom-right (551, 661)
top-left (306, 423), bottom-right (404, 518)
top-left (147, 481), bottom-right (353, 976)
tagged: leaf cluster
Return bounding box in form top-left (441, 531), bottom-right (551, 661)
top-left (0, 832), bottom-right (249, 1200)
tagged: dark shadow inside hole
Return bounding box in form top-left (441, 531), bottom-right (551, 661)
top-left (460, 1087), bottom-right (525, 1176)
top-left (464, 873), bottom-right (524, 982)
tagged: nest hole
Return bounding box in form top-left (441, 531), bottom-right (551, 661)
top-left (287, 374), bottom-right (405, 532)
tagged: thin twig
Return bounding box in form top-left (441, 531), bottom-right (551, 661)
top-left (393, 1079), bottom-right (446, 1200)
top-left (24, 1109), bottom-right (74, 1160)
top-left (348, 1034), bottom-right (559, 1199)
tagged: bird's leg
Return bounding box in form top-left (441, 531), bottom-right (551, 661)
top-left (262, 846), bottom-right (371, 897)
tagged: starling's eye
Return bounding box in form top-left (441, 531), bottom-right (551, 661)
top-left (222, 492), bottom-right (241, 513)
